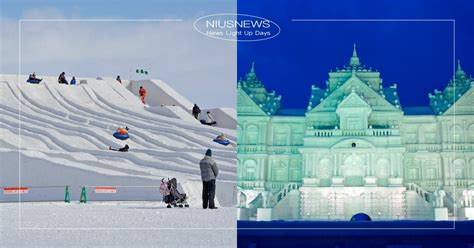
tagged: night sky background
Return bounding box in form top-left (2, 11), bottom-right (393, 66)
top-left (237, 0), bottom-right (474, 109)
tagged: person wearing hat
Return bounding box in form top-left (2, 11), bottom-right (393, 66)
top-left (199, 149), bottom-right (219, 209)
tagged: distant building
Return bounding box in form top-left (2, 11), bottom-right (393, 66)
top-left (237, 45), bottom-right (474, 221)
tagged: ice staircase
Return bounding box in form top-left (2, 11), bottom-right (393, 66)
top-left (444, 191), bottom-right (456, 220)
top-left (405, 183), bottom-right (435, 220)
top-left (270, 183), bottom-right (301, 220)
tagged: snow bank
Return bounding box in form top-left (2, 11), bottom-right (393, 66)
top-left (125, 79), bottom-right (194, 111)
top-left (0, 202), bottom-right (236, 247)
top-left (146, 105), bottom-right (199, 123)
top-left (202, 107), bottom-right (237, 130)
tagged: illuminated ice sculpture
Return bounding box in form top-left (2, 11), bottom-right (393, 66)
top-left (237, 45), bottom-right (474, 221)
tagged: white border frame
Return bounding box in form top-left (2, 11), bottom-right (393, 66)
top-left (15, 18), bottom-right (458, 231)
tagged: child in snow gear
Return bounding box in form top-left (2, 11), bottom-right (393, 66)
top-left (138, 86), bottom-right (147, 104)
top-left (70, 76), bottom-right (76, 85)
top-left (216, 133), bottom-right (226, 141)
top-left (192, 104), bottom-right (201, 119)
top-left (109, 144), bottom-right (129, 152)
top-left (199, 149), bottom-right (219, 209)
top-left (213, 133), bottom-right (230, 146)
top-left (116, 75), bottom-right (122, 84)
top-left (58, 72), bottom-right (68, 84)
top-left (113, 127), bottom-right (129, 140)
top-left (200, 111), bottom-right (217, 126)
top-left (160, 178), bottom-right (189, 208)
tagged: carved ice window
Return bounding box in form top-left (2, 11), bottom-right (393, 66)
top-left (454, 159), bottom-right (465, 179)
top-left (246, 124), bottom-right (259, 145)
top-left (451, 125), bottom-right (462, 143)
top-left (468, 124), bottom-right (474, 142)
top-left (341, 154), bottom-right (366, 177)
top-left (237, 125), bottom-right (243, 144)
top-left (425, 167), bottom-right (437, 180)
top-left (375, 158), bottom-right (390, 179)
top-left (407, 168), bottom-right (419, 180)
top-left (316, 158), bottom-right (333, 179)
top-left (272, 167), bottom-right (286, 182)
top-left (243, 160), bottom-right (257, 180)
top-left (289, 168), bottom-right (301, 181)
top-left (347, 117), bottom-right (363, 130)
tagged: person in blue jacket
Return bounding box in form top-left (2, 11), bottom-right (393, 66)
top-left (70, 76), bottom-right (76, 85)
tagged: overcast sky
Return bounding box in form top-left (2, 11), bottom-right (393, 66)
top-left (0, 0), bottom-right (236, 109)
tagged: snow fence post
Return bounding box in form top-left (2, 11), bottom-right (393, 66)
top-left (80, 186), bottom-right (87, 203)
top-left (64, 186), bottom-right (70, 203)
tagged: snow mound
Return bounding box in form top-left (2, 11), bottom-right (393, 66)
top-left (0, 74), bottom-right (236, 206)
top-left (203, 107), bottom-right (237, 130)
top-left (124, 79), bottom-right (194, 111)
top-left (146, 105), bottom-right (199, 123)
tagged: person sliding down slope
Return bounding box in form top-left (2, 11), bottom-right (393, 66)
top-left (200, 111), bottom-right (217, 126)
top-left (138, 86), bottom-right (147, 104)
top-left (109, 144), bottom-right (129, 152)
top-left (27, 72), bottom-right (42, 83)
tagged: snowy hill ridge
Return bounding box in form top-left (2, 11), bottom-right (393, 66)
top-left (0, 74), bottom-right (236, 206)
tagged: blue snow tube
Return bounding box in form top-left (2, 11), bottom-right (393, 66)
top-left (26, 79), bottom-right (41, 84)
top-left (113, 132), bottom-right (129, 140)
top-left (213, 139), bottom-right (230, 146)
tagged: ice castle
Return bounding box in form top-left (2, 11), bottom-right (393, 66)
top-left (237, 45), bottom-right (474, 221)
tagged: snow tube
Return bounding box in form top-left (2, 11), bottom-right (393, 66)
top-left (113, 132), bottom-right (129, 140)
top-left (26, 79), bottom-right (41, 84)
top-left (213, 139), bottom-right (230, 146)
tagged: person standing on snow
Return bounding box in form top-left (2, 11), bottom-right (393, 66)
top-left (192, 104), bottom-right (201, 119)
top-left (138, 86), bottom-right (147, 104)
top-left (116, 75), bottom-right (122, 84)
top-left (199, 149), bottom-right (219, 209)
top-left (70, 76), bottom-right (76, 85)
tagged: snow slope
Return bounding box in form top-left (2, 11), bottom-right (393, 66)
top-left (125, 79), bottom-right (194, 111)
top-left (121, 78), bottom-right (237, 129)
top-left (0, 74), bottom-right (237, 206)
top-left (204, 107), bottom-right (237, 130)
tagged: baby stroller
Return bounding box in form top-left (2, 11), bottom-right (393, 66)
top-left (159, 178), bottom-right (189, 208)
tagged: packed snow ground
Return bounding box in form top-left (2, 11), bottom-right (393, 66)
top-left (0, 202), bottom-right (236, 247)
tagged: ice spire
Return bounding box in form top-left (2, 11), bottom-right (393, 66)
top-left (349, 43), bottom-right (360, 67)
top-left (246, 61), bottom-right (257, 81)
top-left (456, 59), bottom-right (465, 77)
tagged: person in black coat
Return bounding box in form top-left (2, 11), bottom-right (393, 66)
top-left (109, 144), bottom-right (129, 152)
top-left (192, 104), bottom-right (201, 119)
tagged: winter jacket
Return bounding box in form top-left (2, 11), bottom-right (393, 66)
top-left (206, 113), bottom-right (215, 124)
top-left (118, 145), bottom-right (129, 152)
top-left (192, 106), bottom-right (201, 114)
top-left (139, 88), bottom-right (147, 96)
top-left (199, 156), bottom-right (218, 181)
